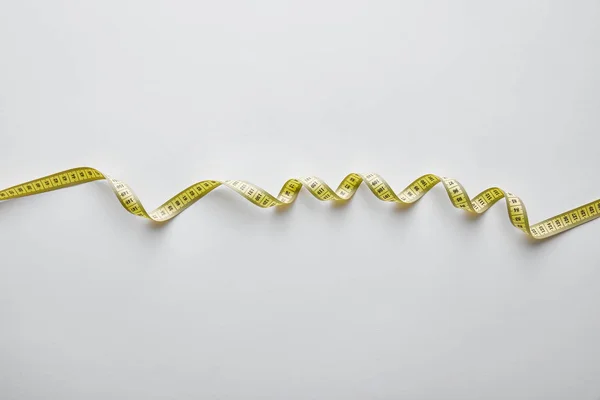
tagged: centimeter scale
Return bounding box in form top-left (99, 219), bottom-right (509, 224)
top-left (1, 167), bottom-right (599, 240)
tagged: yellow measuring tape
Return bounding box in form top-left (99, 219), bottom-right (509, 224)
top-left (1, 166), bottom-right (598, 240)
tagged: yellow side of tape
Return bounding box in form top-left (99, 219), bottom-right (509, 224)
top-left (1, 167), bottom-right (598, 240)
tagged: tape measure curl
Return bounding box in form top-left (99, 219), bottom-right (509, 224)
top-left (1, 166), bottom-right (598, 239)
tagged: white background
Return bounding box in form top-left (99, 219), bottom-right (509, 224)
top-left (1, 1), bottom-right (599, 399)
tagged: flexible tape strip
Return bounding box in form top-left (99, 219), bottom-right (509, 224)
top-left (1, 167), bottom-right (598, 240)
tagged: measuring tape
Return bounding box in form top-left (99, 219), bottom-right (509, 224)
top-left (1, 166), bottom-right (598, 239)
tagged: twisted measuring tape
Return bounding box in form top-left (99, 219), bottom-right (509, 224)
top-left (1, 167), bottom-right (598, 239)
